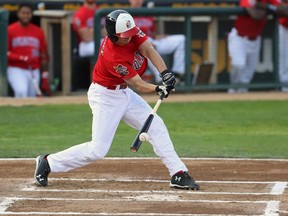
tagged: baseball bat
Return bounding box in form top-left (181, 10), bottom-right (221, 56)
top-left (130, 94), bottom-right (164, 153)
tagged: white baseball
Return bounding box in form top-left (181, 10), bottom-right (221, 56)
top-left (139, 132), bottom-right (149, 142)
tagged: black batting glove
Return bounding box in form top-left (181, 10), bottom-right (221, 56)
top-left (160, 70), bottom-right (176, 88)
top-left (155, 85), bottom-right (174, 98)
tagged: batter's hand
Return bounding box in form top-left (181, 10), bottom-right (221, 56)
top-left (160, 70), bottom-right (176, 88)
top-left (155, 85), bottom-right (174, 98)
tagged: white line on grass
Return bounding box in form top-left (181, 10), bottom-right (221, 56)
top-left (270, 182), bottom-right (287, 195)
top-left (264, 201), bottom-right (280, 216)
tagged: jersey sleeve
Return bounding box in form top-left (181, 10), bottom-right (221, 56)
top-left (72, 9), bottom-right (87, 32)
top-left (133, 29), bottom-right (148, 49)
top-left (269, 0), bottom-right (281, 5)
top-left (240, 0), bottom-right (256, 7)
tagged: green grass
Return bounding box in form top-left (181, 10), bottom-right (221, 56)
top-left (0, 100), bottom-right (287, 158)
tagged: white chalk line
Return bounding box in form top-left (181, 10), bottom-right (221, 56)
top-left (264, 201), bottom-right (280, 216)
top-left (0, 198), bottom-right (16, 213)
top-left (270, 182), bottom-right (287, 195)
top-left (20, 187), bottom-right (282, 196)
top-left (48, 177), bottom-right (287, 185)
top-left (0, 212), bottom-right (254, 216)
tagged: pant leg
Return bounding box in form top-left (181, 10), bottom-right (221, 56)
top-left (48, 83), bottom-right (129, 172)
top-left (79, 41), bottom-right (94, 57)
top-left (153, 35), bottom-right (185, 74)
top-left (7, 67), bottom-right (29, 98)
top-left (279, 24), bottom-right (288, 91)
top-left (228, 28), bottom-right (247, 88)
top-left (27, 69), bottom-right (40, 97)
top-left (122, 89), bottom-right (188, 177)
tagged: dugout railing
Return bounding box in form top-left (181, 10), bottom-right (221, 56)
top-left (94, 7), bottom-right (281, 92)
top-left (0, 9), bottom-right (8, 96)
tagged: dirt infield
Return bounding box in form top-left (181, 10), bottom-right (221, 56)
top-left (0, 158), bottom-right (287, 215)
top-left (0, 91), bottom-right (288, 106)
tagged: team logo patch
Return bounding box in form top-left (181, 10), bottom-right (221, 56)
top-left (126, 20), bottom-right (132, 28)
top-left (114, 64), bottom-right (129, 76)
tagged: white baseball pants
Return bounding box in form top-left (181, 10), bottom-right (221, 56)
top-left (48, 83), bottom-right (188, 177)
top-left (79, 41), bottom-right (94, 57)
top-left (148, 35), bottom-right (186, 82)
top-left (279, 24), bottom-right (288, 92)
top-left (7, 66), bottom-right (40, 98)
top-left (228, 28), bottom-right (261, 92)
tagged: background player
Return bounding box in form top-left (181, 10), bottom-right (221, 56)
top-left (72, 0), bottom-right (99, 57)
top-left (7, 3), bottom-right (50, 97)
top-left (278, 3), bottom-right (288, 92)
top-left (129, 0), bottom-right (186, 84)
top-left (228, 0), bottom-right (288, 93)
top-left (35, 10), bottom-right (200, 191)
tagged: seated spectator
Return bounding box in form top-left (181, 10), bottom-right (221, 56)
top-left (129, 0), bottom-right (186, 84)
top-left (7, 3), bottom-right (50, 97)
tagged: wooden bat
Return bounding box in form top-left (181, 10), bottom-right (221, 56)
top-left (29, 67), bottom-right (42, 97)
top-left (130, 95), bottom-right (164, 153)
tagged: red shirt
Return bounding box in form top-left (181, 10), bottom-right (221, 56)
top-left (72, 5), bottom-right (98, 42)
top-left (92, 30), bottom-right (148, 87)
top-left (234, 0), bottom-right (280, 38)
top-left (7, 22), bottom-right (47, 69)
top-left (133, 17), bottom-right (156, 38)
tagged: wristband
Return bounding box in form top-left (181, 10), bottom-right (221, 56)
top-left (159, 69), bottom-right (169, 78)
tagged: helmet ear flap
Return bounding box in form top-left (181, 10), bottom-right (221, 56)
top-left (108, 34), bottom-right (118, 42)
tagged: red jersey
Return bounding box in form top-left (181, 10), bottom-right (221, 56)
top-left (93, 30), bottom-right (148, 87)
top-left (133, 17), bottom-right (156, 38)
top-left (234, 0), bottom-right (280, 38)
top-left (7, 22), bottom-right (47, 69)
top-left (72, 5), bottom-right (98, 42)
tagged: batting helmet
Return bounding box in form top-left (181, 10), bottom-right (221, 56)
top-left (105, 10), bottom-right (139, 43)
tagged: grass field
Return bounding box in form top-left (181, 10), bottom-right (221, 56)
top-left (0, 100), bottom-right (287, 158)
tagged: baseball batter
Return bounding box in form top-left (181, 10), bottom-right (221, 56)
top-left (129, 0), bottom-right (185, 84)
top-left (7, 3), bottom-right (49, 97)
top-left (278, 6), bottom-right (288, 92)
top-left (228, 0), bottom-right (288, 93)
top-left (35, 10), bottom-right (200, 191)
top-left (72, 0), bottom-right (99, 57)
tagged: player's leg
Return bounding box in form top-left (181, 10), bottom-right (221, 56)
top-left (278, 25), bottom-right (288, 92)
top-left (238, 37), bottom-right (261, 92)
top-left (27, 68), bottom-right (41, 97)
top-left (122, 89), bottom-right (188, 176)
top-left (153, 35), bottom-right (185, 78)
top-left (46, 83), bottom-right (129, 173)
top-left (228, 28), bottom-right (246, 93)
top-left (78, 41), bottom-right (94, 57)
top-left (7, 67), bottom-right (29, 97)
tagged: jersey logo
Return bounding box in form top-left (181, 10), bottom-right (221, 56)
top-left (137, 30), bottom-right (146, 38)
top-left (114, 64), bottom-right (129, 76)
top-left (133, 51), bottom-right (145, 70)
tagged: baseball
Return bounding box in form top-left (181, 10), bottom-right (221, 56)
top-left (139, 132), bottom-right (149, 142)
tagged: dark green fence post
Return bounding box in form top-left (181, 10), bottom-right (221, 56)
top-left (0, 9), bottom-right (9, 96)
top-left (184, 15), bottom-right (192, 87)
top-left (273, 18), bottom-right (279, 90)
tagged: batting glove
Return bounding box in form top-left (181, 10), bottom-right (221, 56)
top-left (41, 71), bottom-right (51, 96)
top-left (160, 70), bottom-right (176, 88)
top-left (155, 85), bottom-right (174, 98)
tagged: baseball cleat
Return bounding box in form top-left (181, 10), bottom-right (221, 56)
top-left (34, 154), bottom-right (51, 186)
top-left (170, 171), bottom-right (200, 190)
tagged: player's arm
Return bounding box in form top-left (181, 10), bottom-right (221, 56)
top-left (77, 27), bottom-right (94, 42)
top-left (125, 74), bottom-right (157, 93)
top-left (249, 0), bottom-right (288, 18)
top-left (138, 40), bottom-right (167, 76)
